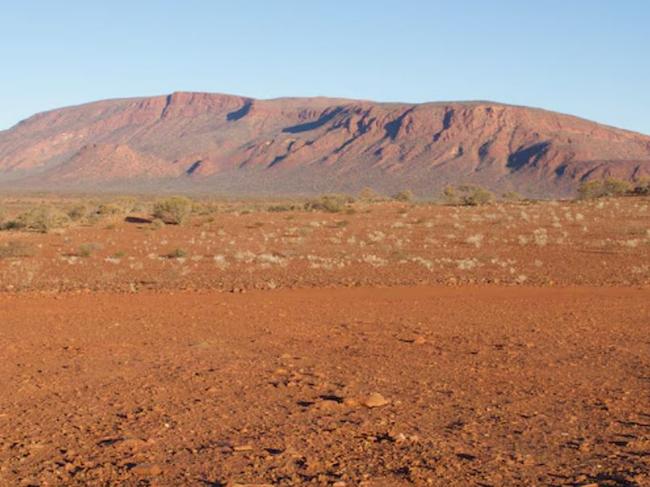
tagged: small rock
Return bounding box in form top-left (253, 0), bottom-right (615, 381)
top-left (363, 392), bottom-right (389, 408)
top-left (130, 463), bottom-right (162, 476)
top-left (229, 483), bottom-right (273, 487)
top-left (393, 432), bottom-right (407, 442)
top-left (233, 445), bottom-right (253, 452)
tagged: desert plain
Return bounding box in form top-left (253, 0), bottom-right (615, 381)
top-left (0, 194), bottom-right (648, 486)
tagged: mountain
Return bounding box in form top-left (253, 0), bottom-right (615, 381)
top-left (1, 91), bottom-right (649, 197)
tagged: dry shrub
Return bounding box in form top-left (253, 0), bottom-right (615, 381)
top-left (11, 206), bottom-right (70, 233)
top-left (153, 196), bottom-right (193, 224)
top-left (358, 187), bottom-right (384, 202)
top-left (443, 185), bottom-right (493, 206)
top-left (268, 203), bottom-right (302, 212)
top-left (578, 178), bottom-right (632, 199)
top-left (0, 240), bottom-right (36, 258)
top-left (77, 242), bottom-right (102, 257)
top-left (151, 218), bottom-right (166, 229)
top-left (0, 205), bottom-right (6, 224)
top-left (94, 203), bottom-right (127, 222)
top-left (67, 204), bottom-right (89, 222)
top-left (631, 178), bottom-right (650, 196)
top-left (502, 191), bottom-right (524, 201)
top-left (392, 190), bottom-right (414, 202)
top-left (165, 248), bottom-right (188, 259)
top-left (304, 194), bottom-right (354, 213)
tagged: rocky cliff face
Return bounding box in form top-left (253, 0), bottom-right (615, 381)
top-left (1, 92), bottom-right (649, 197)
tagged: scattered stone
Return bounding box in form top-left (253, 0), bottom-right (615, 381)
top-left (233, 445), bottom-right (254, 452)
top-left (363, 392), bottom-right (389, 408)
top-left (228, 483), bottom-right (273, 487)
top-left (130, 463), bottom-right (162, 476)
top-left (344, 398), bottom-right (360, 408)
top-left (391, 432), bottom-right (407, 442)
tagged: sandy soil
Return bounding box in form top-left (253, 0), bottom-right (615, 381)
top-left (1, 286), bottom-right (648, 486)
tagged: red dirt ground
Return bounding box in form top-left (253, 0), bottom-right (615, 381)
top-left (0, 197), bottom-right (649, 486)
top-left (1, 286), bottom-right (648, 486)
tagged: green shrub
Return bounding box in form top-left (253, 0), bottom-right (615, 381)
top-left (153, 196), bottom-right (193, 224)
top-left (12, 206), bottom-right (70, 233)
top-left (304, 194), bottom-right (354, 213)
top-left (578, 178), bottom-right (632, 199)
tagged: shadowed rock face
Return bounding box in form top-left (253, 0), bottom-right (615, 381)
top-left (1, 91), bottom-right (649, 197)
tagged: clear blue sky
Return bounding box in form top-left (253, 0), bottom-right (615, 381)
top-left (1, 1), bottom-right (648, 134)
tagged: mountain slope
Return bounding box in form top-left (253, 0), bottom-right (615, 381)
top-left (1, 91), bottom-right (649, 197)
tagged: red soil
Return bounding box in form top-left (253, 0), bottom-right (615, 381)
top-left (1, 286), bottom-right (648, 486)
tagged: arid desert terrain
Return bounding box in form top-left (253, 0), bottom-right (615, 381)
top-left (0, 194), bottom-right (649, 486)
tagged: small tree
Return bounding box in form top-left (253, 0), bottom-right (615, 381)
top-left (153, 196), bottom-right (193, 224)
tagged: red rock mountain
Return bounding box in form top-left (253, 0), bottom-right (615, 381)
top-left (1, 92), bottom-right (649, 197)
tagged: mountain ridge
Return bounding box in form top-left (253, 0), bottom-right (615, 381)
top-left (1, 91), bottom-right (649, 197)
